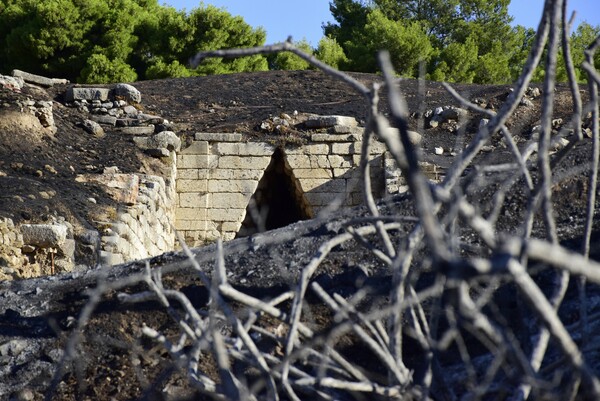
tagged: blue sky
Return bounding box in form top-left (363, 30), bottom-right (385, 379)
top-left (161, 0), bottom-right (600, 46)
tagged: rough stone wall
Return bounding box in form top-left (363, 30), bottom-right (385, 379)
top-left (0, 218), bottom-right (25, 280)
top-left (100, 171), bottom-right (177, 265)
top-left (175, 130), bottom-right (389, 247)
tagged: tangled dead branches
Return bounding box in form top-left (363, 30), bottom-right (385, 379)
top-left (46, 1), bottom-right (600, 400)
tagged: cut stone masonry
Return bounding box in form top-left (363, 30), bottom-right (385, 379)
top-left (174, 123), bottom-right (391, 246)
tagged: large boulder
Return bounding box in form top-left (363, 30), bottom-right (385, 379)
top-left (114, 83), bottom-right (141, 104)
top-left (133, 131), bottom-right (181, 152)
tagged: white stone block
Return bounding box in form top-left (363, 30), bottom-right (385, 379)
top-left (207, 208), bottom-right (247, 222)
top-left (177, 154), bottom-right (218, 169)
top-left (210, 193), bottom-right (250, 209)
top-left (216, 142), bottom-right (275, 156)
top-left (327, 155), bottom-right (353, 168)
top-left (195, 132), bottom-right (243, 142)
top-left (332, 143), bottom-right (357, 155)
top-left (285, 144), bottom-right (330, 155)
top-left (311, 133), bottom-right (361, 142)
top-left (208, 179), bottom-right (259, 194)
top-left (218, 156), bottom-right (271, 170)
top-left (305, 115), bottom-right (358, 128)
top-left (176, 169), bottom-right (198, 180)
top-left (285, 154), bottom-right (311, 169)
top-left (179, 192), bottom-right (210, 208)
top-left (221, 222), bottom-right (242, 232)
top-left (209, 169), bottom-right (265, 180)
top-left (177, 179), bottom-right (208, 193)
top-left (181, 141), bottom-right (209, 155)
top-left (292, 168), bottom-right (333, 179)
top-left (176, 207), bottom-right (207, 221)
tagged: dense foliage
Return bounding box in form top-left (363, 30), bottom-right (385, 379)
top-left (324, 0), bottom-right (600, 83)
top-left (0, 0), bottom-right (268, 83)
top-left (0, 0), bottom-right (598, 83)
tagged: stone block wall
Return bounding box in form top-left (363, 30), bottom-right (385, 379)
top-left (0, 218), bottom-right (25, 280)
top-left (175, 130), bottom-right (389, 246)
top-left (100, 172), bottom-right (176, 265)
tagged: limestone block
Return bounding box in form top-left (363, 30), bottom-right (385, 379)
top-left (311, 133), bottom-right (361, 142)
top-left (119, 212), bottom-right (136, 227)
top-left (208, 179), bottom-right (259, 193)
top-left (285, 154), bottom-right (311, 169)
top-left (209, 169), bottom-right (264, 180)
top-left (177, 154), bottom-right (218, 169)
top-left (174, 220), bottom-right (210, 231)
top-left (292, 168), bottom-right (333, 179)
top-left (332, 143), bottom-right (359, 155)
top-left (177, 169), bottom-right (199, 179)
top-left (299, 178), bottom-right (346, 193)
top-left (181, 141), bottom-right (209, 155)
top-left (331, 125), bottom-right (352, 134)
top-left (66, 87), bottom-right (110, 102)
top-left (179, 192), bottom-right (210, 208)
top-left (156, 236), bottom-right (169, 252)
top-left (210, 193), bottom-right (250, 209)
top-left (207, 208), bottom-right (246, 222)
top-left (122, 105), bottom-right (139, 116)
top-left (138, 113), bottom-right (165, 124)
top-left (114, 83), bottom-right (141, 103)
top-left (118, 126), bottom-right (155, 135)
top-left (91, 115), bottom-right (117, 126)
top-left (221, 232), bottom-right (237, 241)
top-left (133, 131), bottom-right (181, 152)
top-left (12, 70), bottom-right (56, 87)
top-left (21, 224), bottom-right (67, 247)
top-left (285, 144), bottom-right (330, 155)
top-left (81, 119), bottom-right (104, 137)
top-left (177, 179), bottom-right (208, 193)
top-left (221, 222), bottom-right (242, 232)
top-left (218, 156), bottom-right (270, 170)
top-left (109, 222), bottom-right (129, 237)
top-left (327, 155), bottom-right (353, 169)
top-left (176, 207), bottom-right (207, 221)
top-left (332, 168), bottom-right (354, 178)
top-left (215, 142), bottom-right (274, 156)
top-left (305, 115), bottom-right (358, 128)
top-left (128, 234), bottom-right (147, 258)
top-left (287, 154), bottom-right (334, 170)
top-left (195, 132), bottom-right (243, 142)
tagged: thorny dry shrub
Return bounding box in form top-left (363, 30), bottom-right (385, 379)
top-left (50, 1), bottom-right (600, 400)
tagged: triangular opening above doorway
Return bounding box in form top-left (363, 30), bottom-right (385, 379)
top-left (236, 148), bottom-right (312, 238)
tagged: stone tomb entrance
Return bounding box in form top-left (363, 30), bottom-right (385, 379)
top-left (237, 148), bottom-right (312, 237)
top-left (175, 130), bottom-right (391, 247)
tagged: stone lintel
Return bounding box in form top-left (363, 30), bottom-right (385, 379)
top-left (195, 132), bottom-right (243, 142)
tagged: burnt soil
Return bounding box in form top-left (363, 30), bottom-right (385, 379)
top-left (0, 70), bottom-right (599, 400)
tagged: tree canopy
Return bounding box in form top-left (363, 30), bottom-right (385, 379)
top-left (0, 0), bottom-right (268, 83)
top-left (324, 0), bottom-right (600, 83)
top-left (0, 0), bottom-right (598, 84)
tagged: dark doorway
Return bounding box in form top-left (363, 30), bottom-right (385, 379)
top-left (236, 148), bottom-right (312, 237)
